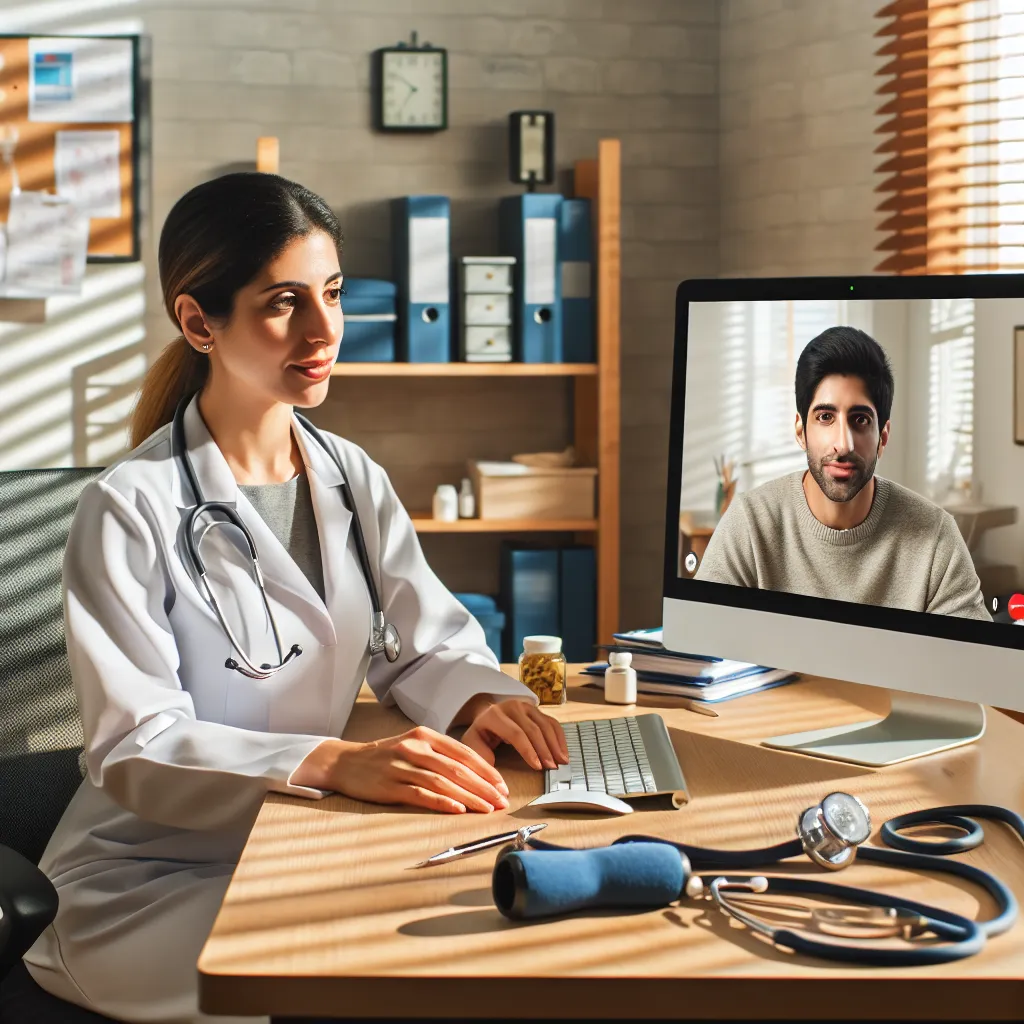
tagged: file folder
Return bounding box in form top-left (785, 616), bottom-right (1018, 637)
top-left (337, 277), bottom-right (397, 362)
top-left (559, 545), bottom-right (596, 662)
top-left (392, 196), bottom-right (451, 362)
top-left (558, 199), bottom-right (595, 363)
top-left (499, 194), bottom-right (563, 362)
top-left (499, 544), bottom-right (560, 661)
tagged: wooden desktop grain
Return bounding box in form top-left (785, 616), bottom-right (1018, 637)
top-left (198, 668), bottom-right (1024, 1021)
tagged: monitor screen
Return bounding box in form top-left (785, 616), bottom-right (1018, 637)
top-left (664, 277), bottom-right (1024, 653)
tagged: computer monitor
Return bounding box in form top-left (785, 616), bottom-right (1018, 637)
top-left (663, 275), bottom-right (1024, 767)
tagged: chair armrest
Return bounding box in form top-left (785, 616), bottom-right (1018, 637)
top-left (0, 844), bottom-right (58, 984)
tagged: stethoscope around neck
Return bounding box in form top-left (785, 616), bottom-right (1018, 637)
top-left (172, 396), bottom-right (401, 679)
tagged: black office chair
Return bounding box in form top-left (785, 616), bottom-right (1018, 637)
top-left (0, 468), bottom-right (122, 1024)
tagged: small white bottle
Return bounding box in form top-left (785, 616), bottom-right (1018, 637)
top-left (458, 477), bottom-right (475, 518)
top-left (432, 484), bottom-right (458, 522)
top-left (604, 650), bottom-right (637, 705)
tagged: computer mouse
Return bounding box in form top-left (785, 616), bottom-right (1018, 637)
top-left (527, 790), bottom-right (634, 815)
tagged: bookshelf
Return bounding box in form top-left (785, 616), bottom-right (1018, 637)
top-left (323, 139), bottom-right (621, 645)
top-left (410, 513), bottom-right (599, 534)
top-left (331, 363), bottom-right (597, 377)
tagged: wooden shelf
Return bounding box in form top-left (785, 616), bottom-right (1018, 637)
top-left (411, 514), bottom-right (598, 533)
top-left (331, 362), bottom-right (597, 377)
top-left (316, 139), bottom-right (620, 645)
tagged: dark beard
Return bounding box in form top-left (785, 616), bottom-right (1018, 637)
top-left (807, 451), bottom-right (876, 503)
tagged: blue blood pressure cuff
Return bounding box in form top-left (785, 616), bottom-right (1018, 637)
top-left (492, 843), bottom-right (689, 920)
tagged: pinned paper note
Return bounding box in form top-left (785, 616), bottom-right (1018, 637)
top-left (29, 37), bottom-right (133, 123)
top-left (55, 130), bottom-right (122, 219)
top-left (1, 191), bottom-right (88, 297)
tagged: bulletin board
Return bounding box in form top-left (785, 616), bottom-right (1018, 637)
top-left (0, 34), bottom-right (140, 262)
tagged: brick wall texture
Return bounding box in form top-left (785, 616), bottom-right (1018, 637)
top-left (0, 0), bottom-right (885, 632)
top-left (719, 0), bottom-right (883, 276)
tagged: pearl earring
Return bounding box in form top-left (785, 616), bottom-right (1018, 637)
top-left (202, 343), bottom-right (211, 351)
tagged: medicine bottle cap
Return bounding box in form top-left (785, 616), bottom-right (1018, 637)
top-left (523, 635), bottom-right (562, 655)
top-left (460, 477), bottom-right (473, 494)
top-left (435, 484), bottom-right (457, 497)
top-left (609, 651), bottom-right (632, 667)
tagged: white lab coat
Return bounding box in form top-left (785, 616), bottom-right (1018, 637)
top-left (24, 394), bottom-right (536, 1024)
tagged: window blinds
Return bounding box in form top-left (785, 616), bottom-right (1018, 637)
top-left (876, 0), bottom-right (1024, 273)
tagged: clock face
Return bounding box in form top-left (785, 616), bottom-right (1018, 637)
top-left (380, 49), bottom-right (446, 131)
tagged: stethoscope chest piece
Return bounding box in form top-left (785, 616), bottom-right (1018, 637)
top-left (371, 612), bottom-right (402, 663)
top-left (798, 791), bottom-right (872, 870)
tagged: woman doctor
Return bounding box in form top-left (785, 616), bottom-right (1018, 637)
top-left (25, 172), bottom-right (569, 1024)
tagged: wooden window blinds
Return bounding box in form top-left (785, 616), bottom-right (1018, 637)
top-left (876, 0), bottom-right (1024, 273)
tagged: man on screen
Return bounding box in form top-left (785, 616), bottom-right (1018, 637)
top-left (695, 326), bottom-right (990, 620)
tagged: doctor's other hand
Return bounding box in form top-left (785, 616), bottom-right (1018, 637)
top-left (460, 698), bottom-right (570, 771)
top-left (292, 730), bottom-right (511, 815)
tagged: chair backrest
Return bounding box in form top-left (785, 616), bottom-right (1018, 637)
top-left (0, 469), bottom-right (101, 863)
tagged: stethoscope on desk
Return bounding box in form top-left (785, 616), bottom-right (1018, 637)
top-left (172, 396), bottom-right (402, 680)
top-left (490, 792), bottom-right (1024, 967)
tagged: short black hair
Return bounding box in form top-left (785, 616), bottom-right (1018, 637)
top-left (795, 326), bottom-right (894, 428)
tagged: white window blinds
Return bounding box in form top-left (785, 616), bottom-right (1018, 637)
top-left (926, 297), bottom-right (975, 495)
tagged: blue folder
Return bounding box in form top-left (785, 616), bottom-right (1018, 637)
top-left (499, 544), bottom-right (596, 663)
top-left (392, 196), bottom-right (451, 362)
top-left (558, 199), bottom-right (595, 363)
top-left (499, 194), bottom-right (563, 362)
top-left (559, 546), bottom-right (596, 662)
top-left (499, 545), bottom-right (560, 661)
top-left (337, 278), bottom-right (396, 362)
top-left (452, 592), bottom-right (505, 663)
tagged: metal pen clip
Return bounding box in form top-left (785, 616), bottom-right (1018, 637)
top-left (413, 823), bottom-right (547, 868)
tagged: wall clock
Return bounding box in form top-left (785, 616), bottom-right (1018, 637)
top-left (373, 32), bottom-right (447, 133)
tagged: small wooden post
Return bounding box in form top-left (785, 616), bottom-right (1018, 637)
top-left (256, 137), bottom-right (280, 174)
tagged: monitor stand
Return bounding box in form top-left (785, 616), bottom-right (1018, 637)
top-left (761, 691), bottom-right (986, 767)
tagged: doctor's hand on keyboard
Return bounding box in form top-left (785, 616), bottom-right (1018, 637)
top-left (291, 727), bottom-right (513, 815)
top-left (460, 697), bottom-right (570, 771)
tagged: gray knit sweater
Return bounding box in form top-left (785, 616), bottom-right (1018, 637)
top-left (695, 471), bottom-right (990, 620)
top-left (238, 473), bottom-right (325, 602)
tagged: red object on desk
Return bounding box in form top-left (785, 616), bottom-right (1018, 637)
top-left (1008, 594), bottom-right (1024, 620)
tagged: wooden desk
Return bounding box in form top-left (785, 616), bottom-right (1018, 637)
top-left (199, 669), bottom-right (1024, 1021)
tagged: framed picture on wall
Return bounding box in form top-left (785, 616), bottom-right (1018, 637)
top-left (1015, 325), bottom-right (1024, 445)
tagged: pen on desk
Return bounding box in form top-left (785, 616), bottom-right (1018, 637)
top-left (412, 822), bottom-right (547, 868)
top-left (679, 698), bottom-right (718, 718)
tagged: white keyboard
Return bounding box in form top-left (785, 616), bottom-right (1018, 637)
top-left (545, 715), bottom-right (687, 802)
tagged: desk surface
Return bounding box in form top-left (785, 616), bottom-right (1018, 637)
top-left (198, 668), bottom-right (1024, 1021)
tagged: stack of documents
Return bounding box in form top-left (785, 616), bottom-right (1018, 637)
top-left (583, 627), bottom-right (798, 703)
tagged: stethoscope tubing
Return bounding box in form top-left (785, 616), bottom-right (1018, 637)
top-left (525, 803), bottom-right (1024, 965)
top-left (759, 875), bottom-right (983, 965)
top-left (171, 396), bottom-right (397, 676)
